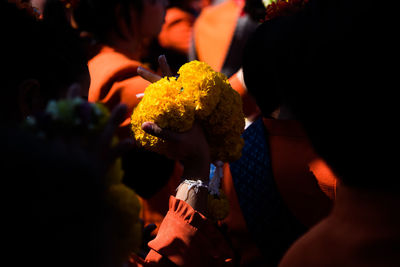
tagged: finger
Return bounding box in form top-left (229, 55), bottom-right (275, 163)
top-left (137, 66), bottom-right (162, 83)
top-left (158, 55), bottom-right (173, 77)
top-left (100, 104), bottom-right (127, 147)
top-left (66, 83), bottom-right (82, 99)
top-left (141, 121), bottom-right (180, 142)
top-left (108, 138), bottom-right (136, 162)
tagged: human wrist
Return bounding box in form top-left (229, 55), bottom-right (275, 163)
top-left (181, 155), bottom-right (210, 182)
top-left (175, 180), bottom-right (209, 215)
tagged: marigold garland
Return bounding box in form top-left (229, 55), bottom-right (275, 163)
top-left (131, 60), bottom-right (245, 163)
top-left (207, 189), bottom-right (230, 222)
top-left (130, 76), bottom-right (196, 155)
top-left (107, 183), bottom-right (142, 258)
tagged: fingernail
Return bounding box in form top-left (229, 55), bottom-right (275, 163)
top-left (141, 122), bottom-right (154, 132)
top-left (159, 54), bottom-right (167, 63)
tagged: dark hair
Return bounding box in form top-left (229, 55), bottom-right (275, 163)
top-left (1, 0), bottom-right (88, 122)
top-left (248, 0), bottom-right (399, 191)
top-left (244, 0), bottom-right (267, 22)
top-left (41, 0), bottom-right (89, 90)
top-left (242, 22), bottom-right (282, 117)
top-left (72, 0), bottom-right (144, 44)
top-left (242, 13), bottom-right (307, 117)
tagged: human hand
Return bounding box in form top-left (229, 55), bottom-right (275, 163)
top-left (138, 56), bottom-right (211, 180)
top-left (60, 84), bottom-right (136, 172)
top-left (141, 121), bottom-right (210, 181)
top-left (95, 104), bottom-right (135, 164)
top-left (137, 55), bottom-right (173, 83)
top-left (142, 120), bottom-right (210, 213)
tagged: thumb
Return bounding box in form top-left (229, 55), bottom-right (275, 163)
top-left (158, 55), bottom-right (173, 77)
top-left (141, 122), bottom-right (180, 142)
top-left (66, 83), bottom-right (82, 99)
top-left (99, 104), bottom-right (127, 147)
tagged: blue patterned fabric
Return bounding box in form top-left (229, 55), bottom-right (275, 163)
top-left (209, 163), bottom-right (216, 180)
top-left (229, 118), bottom-right (306, 265)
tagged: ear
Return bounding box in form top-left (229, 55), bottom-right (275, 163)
top-left (114, 3), bottom-right (129, 38)
top-left (114, 2), bottom-right (139, 41)
top-left (18, 79), bottom-right (43, 118)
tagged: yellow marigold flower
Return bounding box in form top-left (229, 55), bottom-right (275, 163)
top-left (178, 61), bottom-right (222, 119)
top-left (107, 184), bottom-right (142, 261)
top-left (203, 73), bottom-right (245, 161)
top-left (105, 157), bottom-right (124, 185)
top-left (131, 76), bottom-right (195, 154)
top-left (131, 61), bottom-right (245, 162)
top-left (207, 190), bottom-right (230, 221)
top-left (204, 75), bottom-right (244, 134)
top-left (210, 135), bottom-right (245, 163)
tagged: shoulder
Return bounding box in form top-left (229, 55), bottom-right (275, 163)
top-left (89, 46), bottom-right (142, 74)
top-left (278, 219), bottom-right (336, 267)
top-left (196, 0), bottom-right (239, 23)
top-left (88, 46), bottom-right (143, 94)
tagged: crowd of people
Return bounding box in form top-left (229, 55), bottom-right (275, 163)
top-left (2, 0), bottom-right (399, 266)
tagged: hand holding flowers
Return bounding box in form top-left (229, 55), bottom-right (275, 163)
top-left (134, 59), bottom-right (244, 221)
top-left (132, 60), bottom-right (245, 164)
top-left (22, 84), bottom-right (142, 261)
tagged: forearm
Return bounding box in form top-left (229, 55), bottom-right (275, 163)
top-left (176, 152), bottom-right (210, 215)
top-left (175, 181), bottom-right (209, 215)
top-left (181, 155), bottom-right (210, 179)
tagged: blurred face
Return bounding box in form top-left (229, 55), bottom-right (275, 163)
top-left (30, 0), bottom-right (46, 13)
top-left (186, 0), bottom-right (204, 14)
top-left (139, 0), bottom-right (168, 38)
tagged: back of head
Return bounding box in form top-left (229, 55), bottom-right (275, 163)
top-left (242, 3), bottom-right (309, 117)
top-left (244, 0), bottom-right (267, 22)
top-left (287, 0), bottom-right (399, 191)
top-left (72, 0), bottom-right (144, 44)
top-left (244, 0), bottom-right (399, 191)
top-left (1, 0), bottom-right (88, 123)
top-left (242, 20), bottom-right (290, 117)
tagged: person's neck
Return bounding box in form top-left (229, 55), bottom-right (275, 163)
top-left (332, 183), bottom-right (400, 229)
top-left (107, 33), bottom-right (141, 61)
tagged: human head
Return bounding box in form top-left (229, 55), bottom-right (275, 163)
top-left (30, 0), bottom-right (47, 12)
top-left (286, 0), bottom-right (398, 192)
top-left (168, 0), bottom-right (204, 14)
top-left (242, 19), bottom-right (297, 117)
top-left (1, 0), bottom-right (89, 124)
top-left (244, 0), bottom-right (267, 22)
top-left (242, 0), bottom-right (310, 118)
top-left (72, 0), bottom-right (168, 46)
top-left (244, 0), bottom-right (399, 192)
